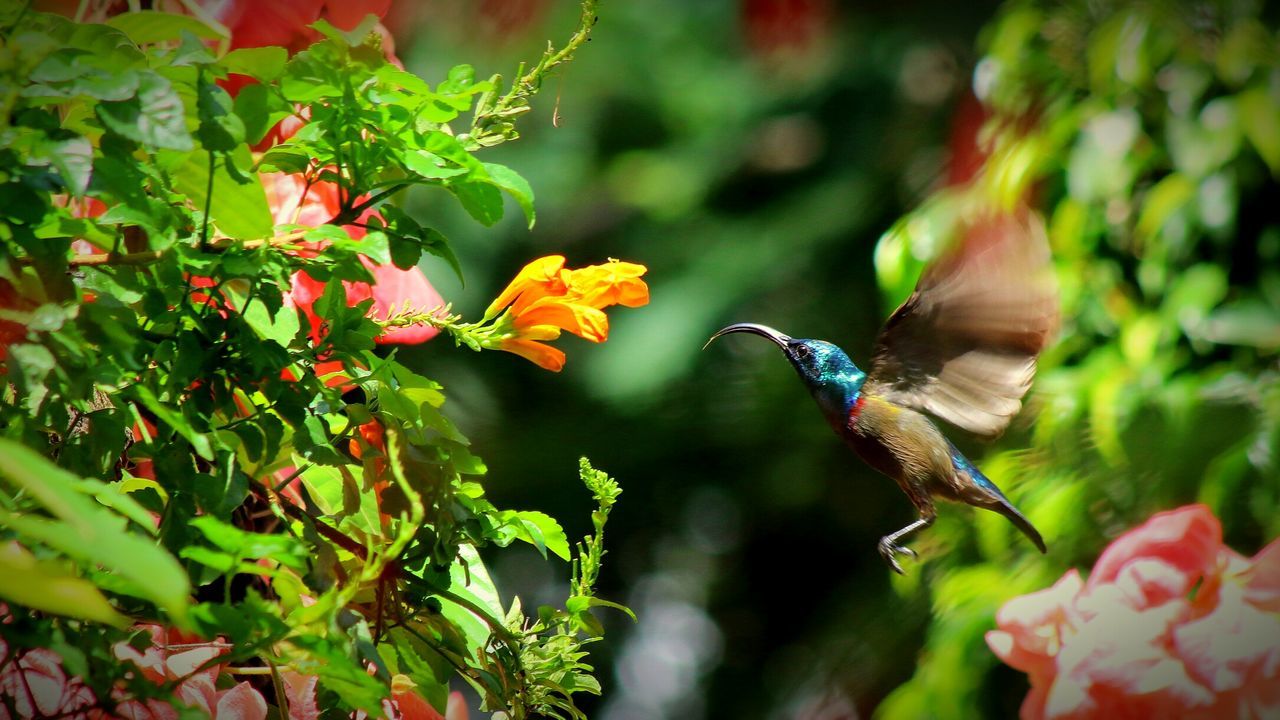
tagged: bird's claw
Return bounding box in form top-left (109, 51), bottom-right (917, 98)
top-left (878, 537), bottom-right (918, 574)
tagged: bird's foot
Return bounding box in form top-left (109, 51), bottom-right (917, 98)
top-left (878, 536), bottom-right (918, 575)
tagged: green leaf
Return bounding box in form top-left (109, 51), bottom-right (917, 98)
top-left (382, 628), bottom-right (451, 711)
top-left (224, 282), bottom-right (301, 347)
top-left (171, 146), bottom-right (273, 240)
top-left (1240, 85), bottom-right (1280, 174)
top-left (75, 477), bottom-right (158, 535)
top-left (220, 46), bottom-right (287, 81)
top-left (565, 595), bottom-right (637, 623)
top-left (32, 136), bottom-right (93, 197)
top-left (1137, 173), bottom-right (1194, 239)
top-left (402, 151), bottom-right (471, 180)
top-left (450, 181), bottom-right (504, 226)
top-left (187, 515), bottom-right (309, 570)
top-left (196, 75), bottom-right (245, 152)
top-left (286, 633), bottom-right (388, 714)
top-left (106, 11), bottom-right (227, 44)
top-left (0, 439), bottom-right (191, 623)
top-left (503, 510), bottom-right (570, 561)
top-left (171, 30), bottom-right (217, 67)
top-left (0, 542), bottom-right (130, 627)
top-left (96, 71), bottom-right (193, 151)
top-left (482, 163), bottom-right (536, 228)
top-left (232, 83), bottom-right (288, 145)
top-left (131, 385), bottom-right (214, 460)
top-left (437, 544), bottom-right (504, 657)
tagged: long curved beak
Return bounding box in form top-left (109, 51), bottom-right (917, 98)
top-left (703, 323), bottom-right (792, 351)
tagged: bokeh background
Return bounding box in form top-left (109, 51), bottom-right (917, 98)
top-left (381, 1), bottom-right (1279, 718)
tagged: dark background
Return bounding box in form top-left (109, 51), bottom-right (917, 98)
top-left (382, 1), bottom-right (1280, 718)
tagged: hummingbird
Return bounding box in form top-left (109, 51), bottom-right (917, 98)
top-left (706, 212), bottom-right (1059, 573)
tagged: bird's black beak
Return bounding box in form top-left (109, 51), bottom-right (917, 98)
top-left (703, 323), bottom-right (792, 351)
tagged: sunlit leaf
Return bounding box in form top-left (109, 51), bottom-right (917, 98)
top-left (0, 542), bottom-right (130, 627)
top-left (0, 439), bottom-right (190, 623)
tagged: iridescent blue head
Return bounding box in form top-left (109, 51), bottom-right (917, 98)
top-left (705, 323), bottom-right (867, 424)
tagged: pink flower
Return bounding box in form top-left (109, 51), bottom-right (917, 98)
top-left (0, 644), bottom-right (95, 719)
top-left (261, 172), bottom-right (444, 347)
top-left (987, 504), bottom-right (1280, 720)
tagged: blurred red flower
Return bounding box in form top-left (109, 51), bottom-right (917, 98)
top-left (987, 504), bottom-right (1280, 719)
top-left (740, 0), bottom-right (833, 60)
top-left (161, 0), bottom-right (393, 55)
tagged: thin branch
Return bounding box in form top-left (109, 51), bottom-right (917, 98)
top-left (251, 482), bottom-right (368, 561)
top-left (466, 0), bottom-right (601, 148)
top-left (58, 230), bottom-right (310, 267)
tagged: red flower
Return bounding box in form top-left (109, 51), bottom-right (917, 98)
top-left (171, 0), bottom-right (393, 55)
top-left (987, 505), bottom-right (1280, 720)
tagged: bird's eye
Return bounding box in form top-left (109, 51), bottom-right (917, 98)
top-left (793, 345), bottom-right (810, 359)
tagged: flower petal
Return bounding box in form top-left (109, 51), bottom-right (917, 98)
top-left (1243, 537), bottom-right (1280, 613)
top-left (484, 255), bottom-right (566, 320)
top-left (1089, 505), bottom-right (1222, 592)
top-left (516, 298), bottom-right (609, 342)
top-left (988, 569), bottom-right (1085, 676)
top-left (499, 338), bottom-right (566, 372)
top-left (215, 682), bottom-right (268, 720)
top-left (1174, 581), bottom-right (1280, 694)
top-left (565, 260), bottom-right (650, 308)
top-left (363, 262), bottom-right (445, 345)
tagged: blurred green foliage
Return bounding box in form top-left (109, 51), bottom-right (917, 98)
top-left (394, 0), bottom-right (1278, 717)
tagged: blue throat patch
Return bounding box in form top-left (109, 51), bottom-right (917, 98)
top-left (789, 340), bottom-right (867, 421)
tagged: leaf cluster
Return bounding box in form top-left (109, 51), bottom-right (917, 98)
top-left (0, 3), bottom-right (625, 718)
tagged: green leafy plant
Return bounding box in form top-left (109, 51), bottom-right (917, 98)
top-left (0, 2), bottom-right (635, 718)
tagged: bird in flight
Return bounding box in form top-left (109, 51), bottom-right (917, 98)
top-left (706, 211), bottom-right (1060, 573)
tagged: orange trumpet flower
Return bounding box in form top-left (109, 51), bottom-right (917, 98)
top-left (483, 256), bottom-right (649, 371)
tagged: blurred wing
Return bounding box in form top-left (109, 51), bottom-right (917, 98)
top-left (865, 210), bottom-right (1059, 438)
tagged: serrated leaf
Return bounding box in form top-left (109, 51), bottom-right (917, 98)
top-left (402, 151), bottom-right (470, 180)
top-left (188, 515), bottom-right (309, 570)
top-left (285, 633), bottom-right (388, 714)
top-left (75, 477), bottom-right (158, 535)
top-left (232, 83), bottom-right (287, 145)
top-left (507, 510), bottom-right (570, 561)
top-left (223, 282), bottom-right (301, 347)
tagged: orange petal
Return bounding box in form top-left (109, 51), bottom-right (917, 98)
top-left (499, 338), bottom-right (566, 371)
top-left (565, 261), bottom-right (649, 308)
top-left (484, 255), bottom-right (567, 319)
top-left (516, 324), bottom-right (563, 342)
top-left (516, 299), bottom-right (609, 342)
